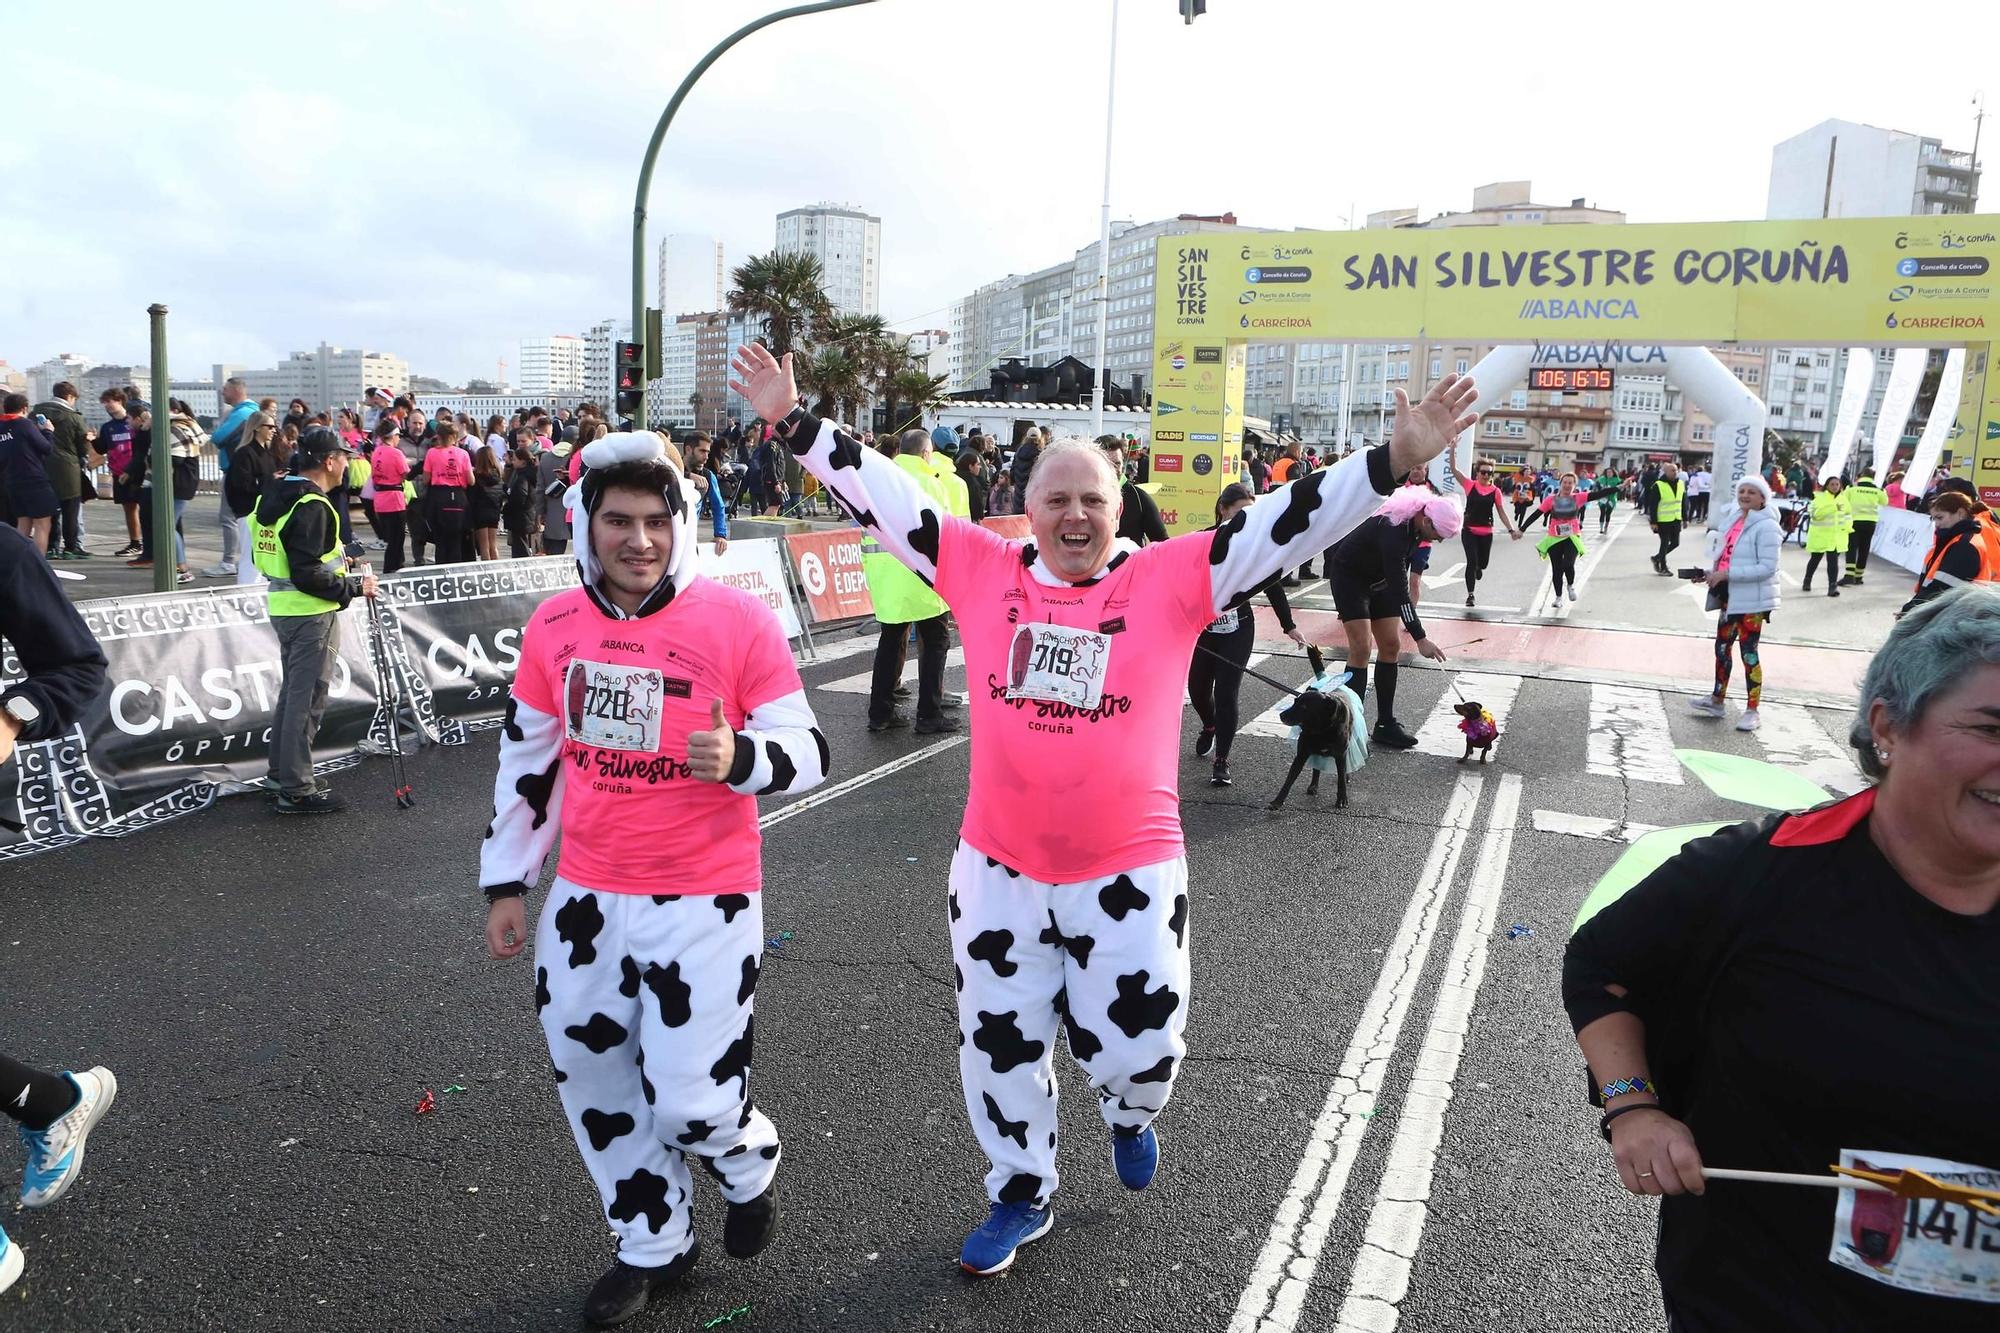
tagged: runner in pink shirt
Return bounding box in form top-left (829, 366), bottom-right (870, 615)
top-left (730, 341), bottom-right (1479, 1276)
top-left (479, 432), bottom-right (828, 1324)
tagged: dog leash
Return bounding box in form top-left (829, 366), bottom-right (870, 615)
top-left (1191, 641), bottom-right (1327, 699)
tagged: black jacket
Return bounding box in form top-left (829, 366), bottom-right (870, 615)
top-left (252, 476), bottom-right (361, 609)
top-left (1117, 481), bottom-right (1168, 545)
top-left (225, 442), bottom-right (276, 518)
top-left (0, 524), bottom-right (107, 745)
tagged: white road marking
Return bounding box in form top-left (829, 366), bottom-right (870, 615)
top-left (818, 646), bottom-right (967, 695)
top-left (1334, 774), bottom-right (1523, 1332)
top-left (1421, 560), bottom-right (1466, 592)
top-left (1530, 809), bottom-right (1660, 843)
top-left (1428, 601), bottom-right (1522, 614)
top-left (794, 633), bottom-right (881, 668)
top-left (756, 736), bottom-right (968, 830)
top-left (1228, 774), bottom-right (1486, 1333)
top-left (1587, 683), bottom-right (1683, 785)
top-left (1409, 672), bottom-right (1524, 760)
top-left (1754, 702), bottom-right (1865, 796)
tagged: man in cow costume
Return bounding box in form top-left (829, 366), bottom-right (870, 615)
top-left (730, 344), bottom-right (1477, 1275)
top-left (480, 431), bottom-right (828, 1326)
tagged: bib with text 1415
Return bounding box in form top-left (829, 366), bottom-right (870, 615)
top-left (1006, 622), bottom-right (1113, 710)
top-left (563, 659), bottom-right (666, 753)
top-left (1829, 1148), bottom-right (2000, 1304)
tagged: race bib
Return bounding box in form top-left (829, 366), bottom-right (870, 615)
top-left (1006, 623), bottom-right (1112, 710)
top-left (1205, 607), bottom-right (1240, 635)
top-left (562, 659), bottom-right (666, 753)
top-left (1829, 1148), bottom-right (2000, 1303)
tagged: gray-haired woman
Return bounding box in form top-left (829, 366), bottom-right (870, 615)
top-left (1563, 585), bottom-right (2000, 1332)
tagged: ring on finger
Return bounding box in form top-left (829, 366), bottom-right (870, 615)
top-left (1638, 1171), bottom-right (1655, 1178)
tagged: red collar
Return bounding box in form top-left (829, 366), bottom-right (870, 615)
top-left (1770, 786), bottom-right (1877, 847)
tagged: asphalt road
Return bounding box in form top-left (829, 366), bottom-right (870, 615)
top-left (0, 516), bottom-right (1877, 1333)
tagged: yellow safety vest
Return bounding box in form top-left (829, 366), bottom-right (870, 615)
top-left (1653, 478), bottom-right (1684, 524)
top-left (1847, 478), bottom-right (1884, 522)
top-left (861, 456), bottom-right (950, 624)
top-left (252, 490), bottom-right (347, 617)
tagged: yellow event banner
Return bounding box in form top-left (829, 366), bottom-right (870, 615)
top-left (1156, 215), bottom-right (1999, 346)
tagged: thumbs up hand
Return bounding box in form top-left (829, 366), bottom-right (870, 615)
top-left (687, 698), bottom-right (737, 783)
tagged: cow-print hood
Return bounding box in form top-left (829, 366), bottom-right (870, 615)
top-left (564, 431), bottom-right (702, 620)
top-left (1020, 536), bottom-right (1141, 588)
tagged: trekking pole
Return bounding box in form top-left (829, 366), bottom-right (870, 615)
top-left (362, 584), bottom-right (415, 810)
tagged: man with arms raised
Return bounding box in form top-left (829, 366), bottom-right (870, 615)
top-left (479, 432), bottom-right (829, 1326)
top-left (730, 344), bottom-right (1476, 1275)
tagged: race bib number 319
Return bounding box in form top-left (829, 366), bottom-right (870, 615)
top-left (1006, 623), bottom-right (1112, 710)
top-left (563, 659), bottom-right (666, 753)
top-left (1830, 1148), bottom-right (2000, 1303)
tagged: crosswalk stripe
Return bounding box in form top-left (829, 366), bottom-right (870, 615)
top-left (1409, 671), bottom-right (1524, 759)
top-left (1530, 809), bottom-right (1660, 842)
top-left (1752, 701), bottom-right (1865, 795)
top-left (1587, 682), bottom-right (1683, 784)
top-left (819, 646), bottom-right (967, 695)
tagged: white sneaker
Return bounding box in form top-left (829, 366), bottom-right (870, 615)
top-left (1567, 588), bottom-right (1579, 603)
top-left (1735, 709), bottom-right (1762, 732)
top-left (18, 1066), bottom-right (118, 1208)
top-left (1688, 695), bottom-right (1726, 717)
top-left (198, 563), bottom-right (236, 577)
top-left (0, 1226), bottom-right (21, 1295)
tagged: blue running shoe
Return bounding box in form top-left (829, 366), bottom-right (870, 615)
top-left (0, 1225), bottom-right (22, 1296)
top-left (959, 1201), bottom-right (1054, 1276)
top-left (1112, 1124), bottom-right (1158, 1190)
top-left (20, 1067), bottom-right (117, 1208)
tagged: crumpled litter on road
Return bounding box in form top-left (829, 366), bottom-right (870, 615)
top-left (442, 1084), bottom-right (468, 1095)
top-left (415, 1089), bottom-right (437, 1115)
top-left (701, 1304), bottom-right (752, 1328)
top-left (766, 930), bottom-right (794, 953)
top-left (1506, 923), bottom-right (1534, 940)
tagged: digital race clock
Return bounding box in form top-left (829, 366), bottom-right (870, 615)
top-left (1528, 367), bottom-right (1614, 391)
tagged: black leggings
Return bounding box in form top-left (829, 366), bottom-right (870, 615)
top-left (1804, 551), bottom-right (1841, 592)
top-left (1461, 530), bottom-right (1494, 591)
top-left (1549, 539), bottom-right (1578, 593)
top-left (1188, 619), bottom-right (1256, 762)
top-left (377, 511), bottom-right (407, 574)
top-left (0, 1051), bottom-right (74, 1129)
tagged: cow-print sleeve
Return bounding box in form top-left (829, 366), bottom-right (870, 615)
top-left (785, 413), bottom-right (963, 590)
top-left (722, 688), bottom-right (830, 798)
top-left (480, 697), bottom-right (566, 900)
top-left (1203, 443), bottom-right (1397, 616)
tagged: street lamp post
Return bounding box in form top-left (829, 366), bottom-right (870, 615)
top-left (630, 0), bottom-right (878, 426)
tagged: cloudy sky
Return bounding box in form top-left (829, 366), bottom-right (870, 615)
top-left (5, 0), bottom-right (1990, 385)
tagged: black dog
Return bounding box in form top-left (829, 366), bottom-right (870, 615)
top-left (1269, 686), bottom-right (1355, 810)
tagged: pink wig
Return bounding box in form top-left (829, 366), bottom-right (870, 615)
top-left (1377, 487), bottom-right (1463, 539)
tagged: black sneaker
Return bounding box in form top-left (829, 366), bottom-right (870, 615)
top-left (1464, 593), bottom-right (1475, 607)
top-left (913, 715), bottom-right (961, 736)
top-left (723, 1188), bottom-right (777, 1259)
top-left (1209, 762), bottom-right (1231, 787)
top-left (274, 789), bottom-right (347, 815)
top-left (867, 713), bottom-right (910, 733)
top-left (1194, 726), bottom-right (1216, 757)
top-left (1372, 720), bottom-right (1420, 750)
top-left (892, 684), bottom-right (912, 699)
top-left (113, 543), bottom-right (141, 557)
top-left (1828, 587), bottom-right (1841, 598)
top-left (583, 1245), bottom-right (699, 1327)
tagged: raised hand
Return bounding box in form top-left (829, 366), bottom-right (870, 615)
top-left (727, 343), bottom-right (801, 427)
top-left (1389, 374), bottom-right (1479, 478)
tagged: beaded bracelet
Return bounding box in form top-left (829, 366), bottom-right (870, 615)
top-left (1601, 1075), bottom-right (1659, 1101)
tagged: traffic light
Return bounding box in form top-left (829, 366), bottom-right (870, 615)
top-left (615, 340), bottom-right (645, 418)
top-left (1179, 0), bottom-right (1206, 21)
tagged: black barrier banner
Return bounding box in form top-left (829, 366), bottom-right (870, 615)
top-left (0, 559), bottom-right (580, 861)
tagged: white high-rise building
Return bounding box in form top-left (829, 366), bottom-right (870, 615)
top-left (27, 353), bottom-right (95, 404)
top-left (658, 234), bottom-right (726, 320)
top-left (519, 335), bottom-right (587, 395)
top-left (655, 316), bottom-right (702, 430)
top-left (776, 203), bottom-right (880, 317)
top-left (584, 318), bottom-right (633, 413)
top-left (241, 343), bottom-right (409, 410)
top-left (1763, 118), bottom-right (1982, 453)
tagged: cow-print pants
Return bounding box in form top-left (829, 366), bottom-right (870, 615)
top-left (535, 879), bottom-right (779, 1268)
top-left (949, 841), bottom-right (1191, 1210)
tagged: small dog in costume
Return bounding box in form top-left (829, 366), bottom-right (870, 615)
top-left (1454, 700), bottom-right (1499, 763)
top-left (1271, 652), bottom-right (1367, 810)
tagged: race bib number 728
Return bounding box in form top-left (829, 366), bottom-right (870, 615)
top-left (563, 659), bottom-right (666, 753)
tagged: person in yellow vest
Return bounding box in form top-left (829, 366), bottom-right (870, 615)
top-left (1643, 461), bottom-right (1686, 576)
top-left (927, 431), bottom-right (971, 519)
top-left (863, 430), bottom-right (959, 735)
top-left (1802, 473), bottom-right (1850, 598)
top-left (252, 427), bottom-right (379, 814)
top-left (1841, 468), bottom-right (1885, 586)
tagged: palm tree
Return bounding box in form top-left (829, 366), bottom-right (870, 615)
top-left (885, 365), bottom-right (948, 437)
top-left (797, 347), bottom-right (864, 422)
top-left (727, 251), bottom-right (832, 358)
